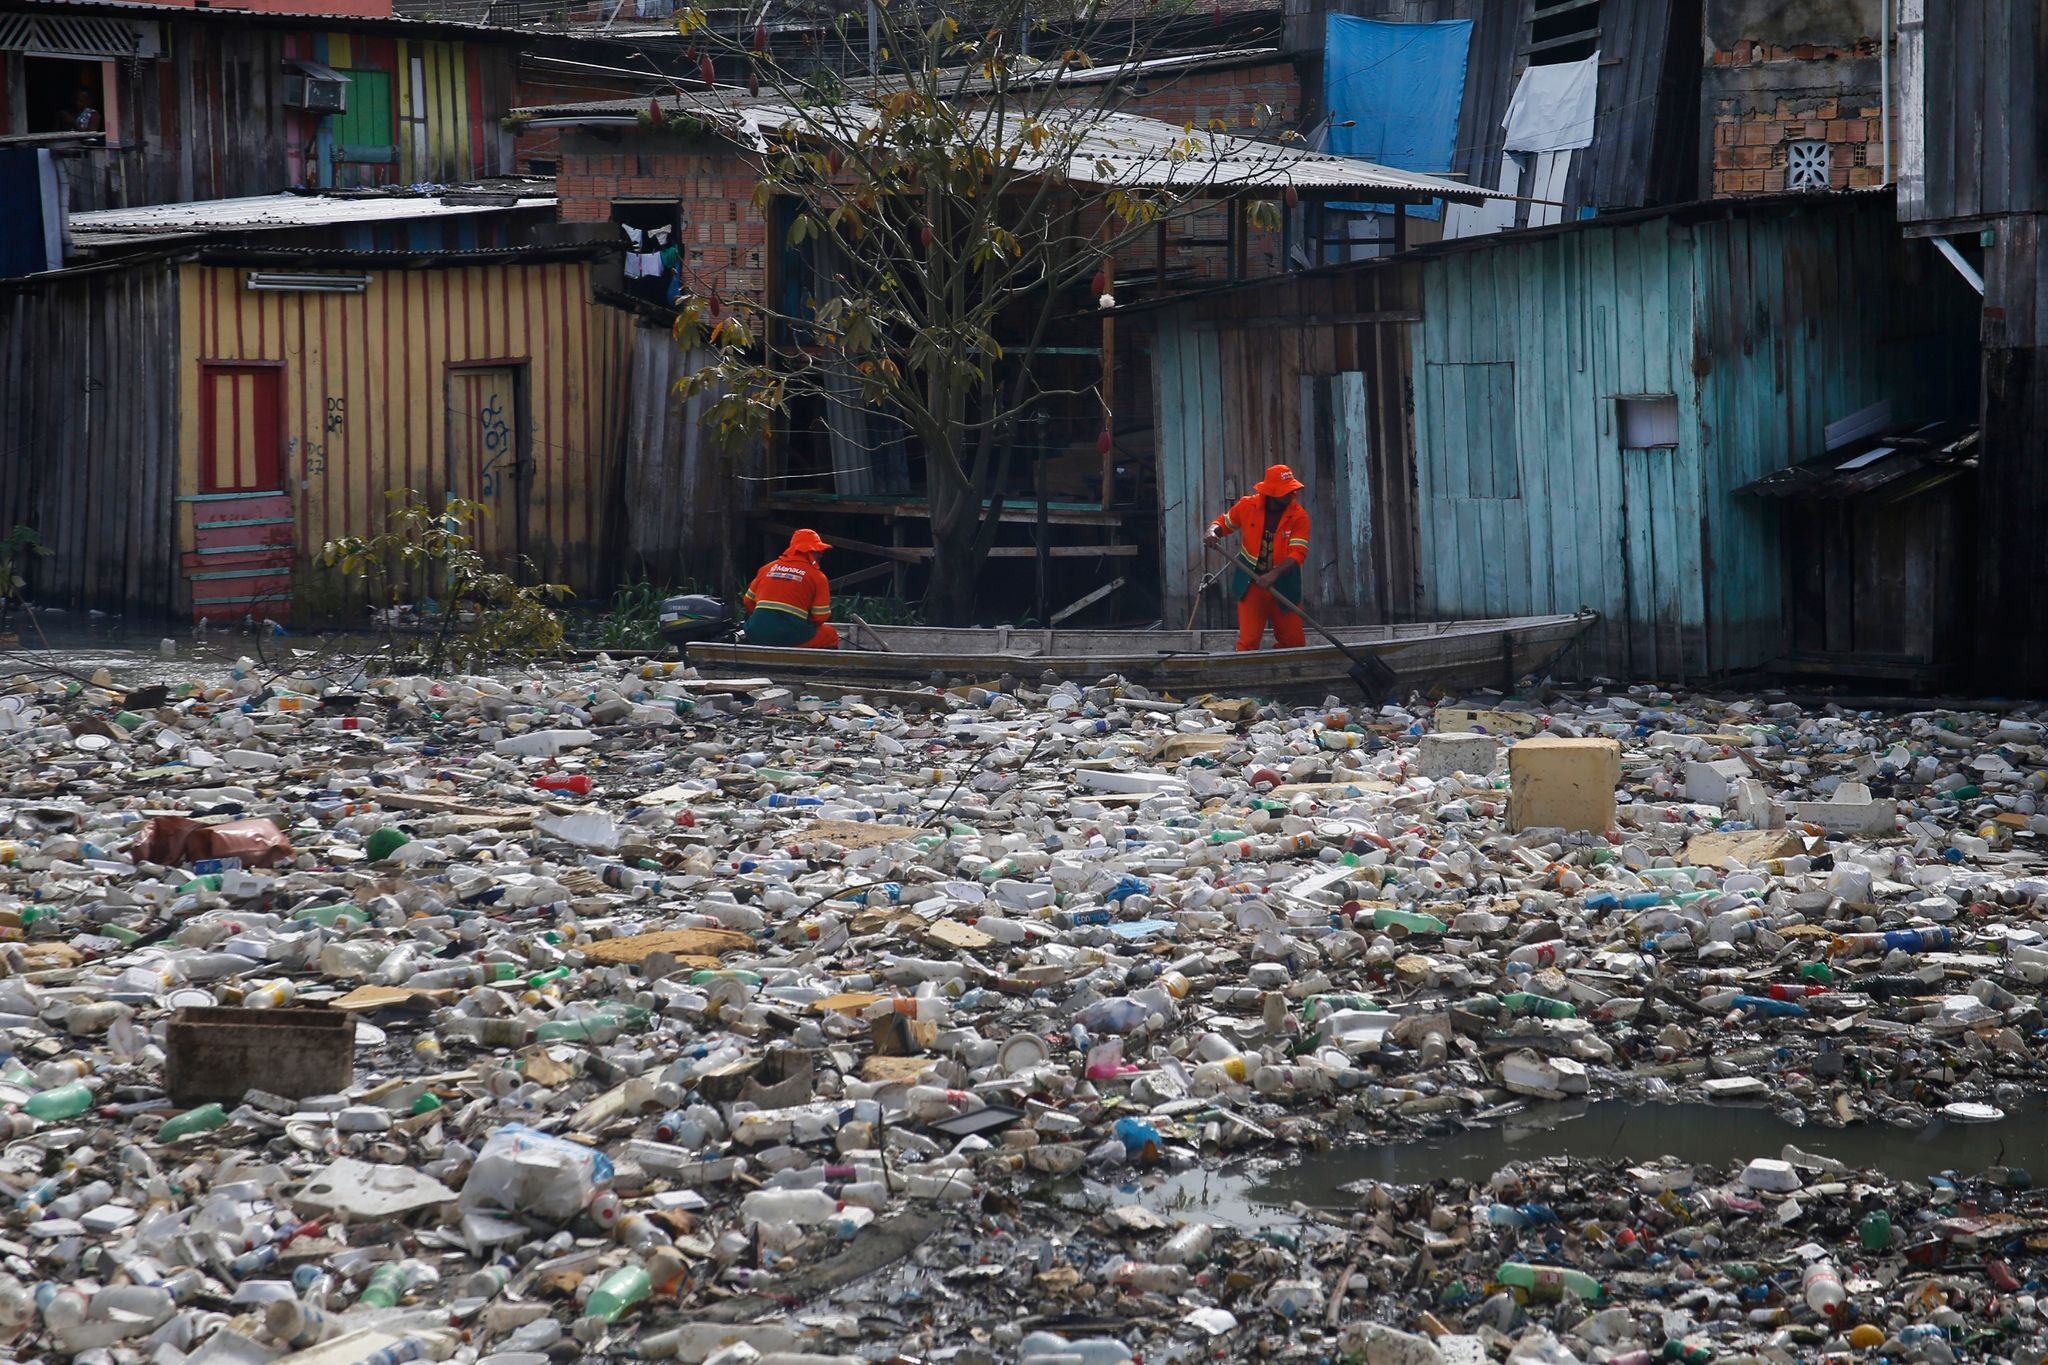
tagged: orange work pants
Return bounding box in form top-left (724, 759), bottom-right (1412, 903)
top-left (1235, 586), bottom-right (1305, 651)
top-left (798, 622), bottom-right (840, 649)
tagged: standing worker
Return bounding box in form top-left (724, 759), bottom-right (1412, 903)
top-left (1204, 464), bottom-right (1310, 652)
top-left (741, 529), bottom-right (840, 649)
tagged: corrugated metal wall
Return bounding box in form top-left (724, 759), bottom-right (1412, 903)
top-left (1410, 200), bottom-right (1978, 678)
top-left (617, 329), bottom-right (751, 598)
top-left (1151, 266), bottom-right (1420, 630)
top-left (0, 263), bottom-right (180, 615)
top-left (177, 260), bottom-right (631, 619)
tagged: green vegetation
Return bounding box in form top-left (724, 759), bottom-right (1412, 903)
top-left (319, 491), bottom-right (570, 670)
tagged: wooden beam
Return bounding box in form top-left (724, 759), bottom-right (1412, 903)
top-left (1048, 576), bottom-right (1126, 626)
top-left (764, 522), bottom-right (923, 562)
top-left (829, 562), bottom-right (894, 591)
top-left (1100, 251), bottom-right (1116, 512)
top-left (762, 496), bottom-right (1130, 526)
top-left (1193, 310), bottom-right (1422, 330)
top-left (988, 545), bottom-right (1139, 558)
top-left (766, 520), bottom-right (1140, 560)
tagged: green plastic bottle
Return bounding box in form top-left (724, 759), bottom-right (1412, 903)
top-left (1372, 907), bottom-right (1447, 935)
top-left (581, 1265), bottom-right (651, 1323)
top-left (527, 966), bottom-right (570, 988)
top-left (294, 904), bottom-right (368, 930)
top-left (534, 1011), bottom-right (626, 1043)
top-left (1858, 1208), bottom-right (1892, 1251)
top-left (1499, 991), bottom-right (1578, 1020)
top-left (23, 1082), bottom-right (95, 1120)
top-left (357, 1262), bottom-right (411, 1309)
top-left (364, 827), bottom-right (411, 861)
top-left (1496, 1261), bottom-right (1603, 1303)
top-left (156, 1103), bottom-right (227, 1142)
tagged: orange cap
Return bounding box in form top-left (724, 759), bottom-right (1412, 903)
top-left (787, 528), bottom-right (829, 555)
top-left (1254, 464), bottom-right (1304, 497)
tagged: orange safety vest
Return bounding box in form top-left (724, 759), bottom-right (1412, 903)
top-left (742, 553), bottom-right (831, 625)
top-left (1212, 493), bottom-right (1310, 575)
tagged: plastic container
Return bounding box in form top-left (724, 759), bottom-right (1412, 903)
top-left (1801, 1260), bottom-right (1846, 1317)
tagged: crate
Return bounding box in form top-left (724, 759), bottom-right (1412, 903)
top-left (165, 1007), bottom-right (355, 1104)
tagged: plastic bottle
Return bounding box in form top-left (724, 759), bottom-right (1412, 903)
top-left (353, 1338), bottom-right (430, 1365)
top-left (536, 773), bottom-right (593, 795)
top-left (156, 1103), bottom-right (228, 1142)
top-left (1017, 1330), bottom-right (1133, 1363)
top-left (265, 1299), bottom-right (342, 1349)
top-left (1111, 1262), bottom-right (1190, 1294)
top-left (582, 1265), bottom-right (652, 1323)
top-left (458, 1264), bottom-right (511, 1299)
top-left (357, 1262), bottom-right (412, 1309)
top-left (1157, 1223), bottom-right (1214, 1265)
top-left (1498, 992), bottom-right (1578, 1020)
top-left (1496, 1261), bottom-right (1603, 1303)
top-left (23, 1081), bottom-right (96, 1120)
top-left (1801, 1260), bottom-right (1846, 1317)
top-left (1373, 907), bottom-right (1447, 935)
top-left (741, 1188), bottom-right (840, 1227)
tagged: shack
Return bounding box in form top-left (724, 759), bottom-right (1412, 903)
top-left (0, 190), bottom-right (632, 623)
top-left (1136, 190), bottom-right (1980, 680)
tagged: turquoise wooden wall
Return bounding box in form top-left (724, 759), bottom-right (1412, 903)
top-left (1409, 200), bottom-right (1978, 680)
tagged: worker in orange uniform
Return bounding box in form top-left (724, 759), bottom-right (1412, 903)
top-left (741, 529), bottom-right (840, 649)
top-left (1204, 464), bottom-right (1310, 651)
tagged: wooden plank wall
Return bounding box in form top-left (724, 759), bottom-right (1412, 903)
top-left (0, 263), bottom-right (180, 615)
top-left (1408, 198), bottom-right (1979, 680)
top-left (1978, 212), bottom-right (2048, 687)
top-left (1908, 0), bottom-right (2048, 226)
top-left (51, 22), bottom-right (512, 211)
top-left (617, 329), bottom-right (750, 599)
top-left (1151, 266), bottom-right (1420, 630)
top-left (1567, 0), bottom-right (1703, 211)
top-left (176, 261), bottom-right (631, 619)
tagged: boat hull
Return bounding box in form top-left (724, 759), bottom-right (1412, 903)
top-left (682, 611), bottom-right (1597, 695)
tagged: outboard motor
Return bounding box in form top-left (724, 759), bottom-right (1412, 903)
top-left (657, 594), bottom-right (735, 645)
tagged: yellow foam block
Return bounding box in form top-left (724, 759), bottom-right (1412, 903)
top-left (1508, 735), bottom-right (1621, 833)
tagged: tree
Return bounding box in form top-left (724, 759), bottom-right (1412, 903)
top-left (670, 0), bottom-right (1300, 624)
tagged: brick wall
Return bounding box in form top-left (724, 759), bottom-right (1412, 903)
top-left (1706, 39), bottom-right (1887, 196)
top-left (550, 56), bottom-right (1309, 302)
top-left (556, 130), bottom-right (770, 302)
top-left (1115, 57), bottom-right (1302, 133)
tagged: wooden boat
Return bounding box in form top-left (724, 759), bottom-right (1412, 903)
top-left (683, 610), bottom-right (1598, 695)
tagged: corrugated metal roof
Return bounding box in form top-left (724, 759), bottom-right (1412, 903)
top-left (69, 190), bottom-right (556, 238)
top-left (9, 0), bottom-right (558, 37)
top-left (518, 90), bottom-right (1516, 202)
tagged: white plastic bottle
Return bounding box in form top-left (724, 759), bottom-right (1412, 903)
top-left (1802, 1260), bottom-right (1846, 1317)
top-left (739, 1188), bottom-right (840, 1228)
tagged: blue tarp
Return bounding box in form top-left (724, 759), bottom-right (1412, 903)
top-left (1322, 15), bottom-right (1471, 219)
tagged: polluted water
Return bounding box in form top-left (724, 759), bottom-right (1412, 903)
top-left (0, 643), bottom-right (2046, 1362)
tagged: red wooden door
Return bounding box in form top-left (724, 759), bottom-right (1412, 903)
top-left (187, 365), bottom-right (296, 623)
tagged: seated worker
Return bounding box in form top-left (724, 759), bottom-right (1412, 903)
top-left (1204, 463), bottom-right (1310, 651)
top-left (741, 529), bottom-right (840, 649)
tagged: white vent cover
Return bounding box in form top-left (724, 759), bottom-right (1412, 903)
top-left (0, 14), bottom-right (160, 58)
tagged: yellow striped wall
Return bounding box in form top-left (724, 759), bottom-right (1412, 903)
top-left (176, 262), bottom-right (632, 618)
